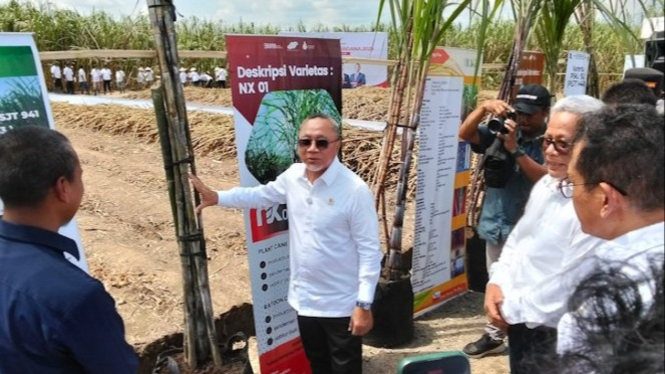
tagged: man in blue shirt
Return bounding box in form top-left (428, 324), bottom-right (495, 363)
top-left (458, 84), bottom-right (550, 358)
top-left (0, 126), bottom-right (138, 373)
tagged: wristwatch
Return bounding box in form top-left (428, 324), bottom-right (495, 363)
top-left (511, 147), bottom-right (526, 159)
top-left (356, 301), bottom-right (372, 311)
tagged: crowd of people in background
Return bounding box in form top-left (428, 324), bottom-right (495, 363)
top-left (48, 62), bottom-right (229, 94)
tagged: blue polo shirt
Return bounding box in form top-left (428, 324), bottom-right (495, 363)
top-left (471, 125), bottom-right (545, 246)
top-left (0, 219), bottom-right (138, 373)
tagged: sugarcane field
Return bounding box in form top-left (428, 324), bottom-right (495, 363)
top-left (1, 0), bottom-right (664, 374)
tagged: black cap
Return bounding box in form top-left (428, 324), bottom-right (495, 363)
top-left (624, 67), bottom-right (664, 95)
top-left (514, 84), bottom-right (551, 114)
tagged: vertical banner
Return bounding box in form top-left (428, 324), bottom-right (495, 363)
top-left (226, 35), bottom-right (342, 374)
top-left (412, 47), bottom-right (481, 317)
top-left (564, 51), bottom-right (590, 97)
top-left (0, 33), bottom-right (88, 272)
top-left (280, 32), bottom-right (389, 87)
top-left (513, 51), bottom-right (546, 98)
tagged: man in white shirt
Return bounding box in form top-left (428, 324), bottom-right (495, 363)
top-left (63, 63), bottom-right (75, 95)
top-left (91, 67), bottom-right (102, 96)
top-left (101, 66), bottom-right (112, 94)
top-left (555, 104), bottom-right (664, 354)
top-left (179, 67), bottom-right (188, 86)
top-left (77, 66), bottom-right (89, 95)
top-left (199, 72), bottom-right (213, 88)
top-left (215, 66), bottom-right (228, 89)
top-left (189, 68), bottom-right (200, 87)
top-left (190, 114), bottom-right (382, 374)
top-left (482, 95), bottom-right (605, 374)
top-left (115, 68), bottom-right (126, 93)
top-left (50, 63), bottom-right (62, 93)
top-left (144, 67), bottom-right (154, 87)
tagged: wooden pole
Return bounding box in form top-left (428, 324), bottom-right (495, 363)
top-left (147, 0), bottom-right (221, 368)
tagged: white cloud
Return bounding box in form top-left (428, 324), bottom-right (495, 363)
top-left (7, 0), bottom-right (386, 27)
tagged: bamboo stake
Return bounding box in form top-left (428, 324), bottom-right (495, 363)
top-left (147, 0), bottom-right (221, 368)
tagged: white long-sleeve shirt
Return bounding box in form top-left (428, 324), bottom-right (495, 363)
top-left (50, 65), bottom-right (61, 79)
top-left (217, 158), bottom-right (383, 317)
top-left (63, 67), bottom-right (74, 82)
top-left (490, 175), bottom-right (607, 328)
top-left (556, 222), bottom-right (664, 354)
top-left (78, 68), bottom-right (87, 82)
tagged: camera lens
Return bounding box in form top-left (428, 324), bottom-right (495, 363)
top-left (488, 117), bottom-right (505, 134)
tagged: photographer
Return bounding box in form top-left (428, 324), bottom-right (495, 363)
top-left (459, 84), bottom-right (550, 358)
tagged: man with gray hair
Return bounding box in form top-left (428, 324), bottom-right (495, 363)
top-left (482, 95), bottom-right (606, 374)
top-left (190, 114), bottom-right (383, 374)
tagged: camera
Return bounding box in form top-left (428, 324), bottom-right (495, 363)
top-left (487, 111), bottom-right (516, 135)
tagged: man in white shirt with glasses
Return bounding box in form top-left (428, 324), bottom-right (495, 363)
top-left (190, 114), bottom-right (382, 374)
top-left (483, 95), bottom-right (605, 374)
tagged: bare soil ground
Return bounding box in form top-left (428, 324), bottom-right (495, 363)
top-left (52, 89), bottom-right (509, 373)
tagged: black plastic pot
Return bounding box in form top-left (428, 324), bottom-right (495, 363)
top-left (364, 276), bottom-right (415, 348)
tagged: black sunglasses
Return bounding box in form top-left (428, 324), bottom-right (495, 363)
top-left (297, 138), bottom-right (340, 150)
top-left (540, 136), bottom-right (573, 155)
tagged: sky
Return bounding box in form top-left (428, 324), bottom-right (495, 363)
top-left (13, 0), bottom-right (394, 28)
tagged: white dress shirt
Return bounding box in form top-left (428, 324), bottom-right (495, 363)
top-left (217, 158), bottom-right (383, 318)
top-left (78, 68), bottom-right (87, 82)
top-left (490, 174), bottom-right (607, 328)
top-left (91, 69), bottom-right (101, 83)
top-left (63, 67), bottom-right (74, 81)
top-left (51, 65), bottom-right (61, 79)
top-left (556, 222), bottom-right (664, 354)
top-left (101, 68), bottom-right (112, 80)
top-left (216, 68), bottom-right (228, 81)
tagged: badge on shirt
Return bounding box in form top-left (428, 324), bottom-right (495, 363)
top-left (328, 198), bottom-right (335, 206)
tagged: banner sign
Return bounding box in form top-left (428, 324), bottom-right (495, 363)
top-left (226, 34), bottom-right (342, 374)
top-left (0, 33), bottom-right (88, 272)
top-left (564, 51), bottom-right (590, 97)
top-left (280, 32), bottom-right (389, 88)
top-left (512, 51), bottom-right (545, 98)
top-left (412, 47), bottom-right (480, 317)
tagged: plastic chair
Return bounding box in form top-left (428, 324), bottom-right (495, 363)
top-left (397, 351), bottom-right (471, 374)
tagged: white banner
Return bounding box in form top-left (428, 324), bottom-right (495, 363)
top-left (564, 51), bottom-right (590, 97)
top-left (412, 47), bottom-right (478, 316)
top-left (279, 31), bottom-right (389, 88)
top-left (0, 33), bottom-right (88, 272)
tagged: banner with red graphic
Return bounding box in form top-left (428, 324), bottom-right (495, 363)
top-left (226, 35), bottom-right (342, 374)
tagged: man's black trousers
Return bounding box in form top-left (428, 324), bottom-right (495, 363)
top-left (297, 315), bottom-right (362, 374)
top-left (508, 323), bottom-right (557, 374)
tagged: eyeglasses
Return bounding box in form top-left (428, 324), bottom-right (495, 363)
top-left (297, 138), bottom-right (340, 150)
top-left (541, 136), bottom-right (573, 155)
top-left (558, 176), bottom-right (629, 198)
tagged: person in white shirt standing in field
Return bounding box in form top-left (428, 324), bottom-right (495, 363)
top-left (101, 66), bottom-right (112, 94)
top-left (78, 66), bottom-right (89, 95)
top-left (91, 66), bottom-right (102, 96)
top-left (63, 63), bottom-right (75, 95)
top-left (215, 66), bottom-right (228, 88)
top-left (179, 67), bottom-right (188, 86)
top-left (190, 114), bottom-right (383, 374)
top-left (189, 67), bottom-right (200, 87)
top-left (555, 104), bottom-right (664, 356)
top-left (144, 67), bottom-right (154, 87)
top-left (115, 68), bottom-right (126, 94)
top-left (483, 95), bottom-right (605, 374)
top-left (50, 63), bottom-right (62, 93)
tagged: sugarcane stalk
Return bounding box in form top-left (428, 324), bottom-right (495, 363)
top-left (386, 59), bottom-right (431, 280)
top-left (372, 17), bottom-right (414, 210)
top-left (147, 0), bottom-right (221, 368)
